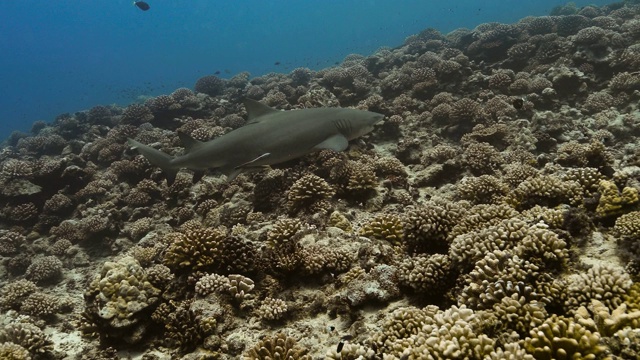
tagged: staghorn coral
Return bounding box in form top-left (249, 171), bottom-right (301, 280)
top-left (243, 332), bottom-right (311, 360)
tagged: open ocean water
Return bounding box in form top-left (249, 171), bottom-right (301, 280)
top-left (0, 0), bottom-right (617, 140)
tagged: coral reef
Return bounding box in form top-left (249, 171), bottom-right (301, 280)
top-left (2, 2), bottom-right (640, 358)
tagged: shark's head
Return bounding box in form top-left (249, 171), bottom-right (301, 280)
top-left (335, 109), bottom-right (385, 140)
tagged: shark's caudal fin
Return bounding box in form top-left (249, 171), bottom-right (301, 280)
top-left (127, 138), bottom-right (178, 185)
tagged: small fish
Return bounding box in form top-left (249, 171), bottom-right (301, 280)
top-left (214, 70), bottom-right (221, 75)
top-left (274, 61), bottom-right (281, 66)
top-left (134, 1), bottom-right (150, 11)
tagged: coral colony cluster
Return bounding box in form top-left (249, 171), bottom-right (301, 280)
top-left (3, 2), bottom-right (640, 359)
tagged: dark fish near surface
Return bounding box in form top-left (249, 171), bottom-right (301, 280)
top-left (134, 1), bottom-right (150, 11)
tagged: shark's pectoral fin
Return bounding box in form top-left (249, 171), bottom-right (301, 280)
top-left (235, 153), bottom-right (271, 169)
top-left (222, 168), bottom-right (242, 181)
top-left (313, 134), bottom-right (349, 152)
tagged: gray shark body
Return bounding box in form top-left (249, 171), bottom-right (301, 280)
top-left (128, 99), bottom-right (384, 183)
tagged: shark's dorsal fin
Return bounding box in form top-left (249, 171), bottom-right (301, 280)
top-left (313, 134), bottom-right (349, 152)
top-left (244, 99), bottom-right (279, 123)
top-left (178, 132), bottom-right (202, 153)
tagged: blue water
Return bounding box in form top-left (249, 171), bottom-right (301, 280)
top-left (0, 0), bottom-right (617, 139)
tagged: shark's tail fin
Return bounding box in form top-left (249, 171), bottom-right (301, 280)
top-left (127, 138), bottom-right (178, 185)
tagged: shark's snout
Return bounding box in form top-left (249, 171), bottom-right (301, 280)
top-left (372, 113), bottom-right (385, 124)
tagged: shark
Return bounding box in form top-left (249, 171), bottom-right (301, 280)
top-left (127, 99), bottom-right (384, 183)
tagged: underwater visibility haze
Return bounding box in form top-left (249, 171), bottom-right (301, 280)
top-left (0, 0), bottom-right (617, 139)
top-left (3, 0), bottom-right (640, 359)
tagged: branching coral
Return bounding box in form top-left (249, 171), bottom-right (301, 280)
top-left (285, 173), bottom-right (335, 215)
top-left (162, 227), bottom-right (227, 272)
top-left (404, 200), bottom-right (468, 254)
top-left (566, 264), bottom-right (633, 314)
top-left (243, 333), bottom-right (311, 360)
top-left (595, 179), bottom-right (639, 218)
top-left (373, 305), bottom-right (494, 359)
top-left (523, 314), bottom-right (606, 360)
top-left (359, 213), bottom-right (405, 244)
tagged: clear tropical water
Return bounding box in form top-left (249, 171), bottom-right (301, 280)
top-left (0, 0), bottom-right (617, 139)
